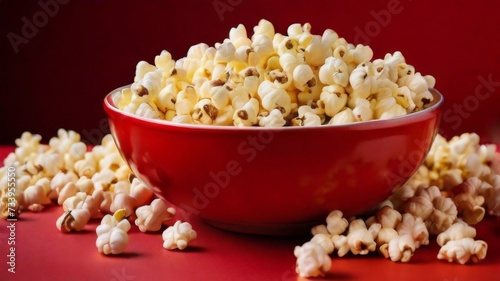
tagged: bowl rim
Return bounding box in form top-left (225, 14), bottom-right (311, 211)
top-left (104, 85), bottom-right (444, 131)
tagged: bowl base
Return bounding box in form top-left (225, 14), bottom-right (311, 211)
top-left (201, 218), bottom-right (321, 236)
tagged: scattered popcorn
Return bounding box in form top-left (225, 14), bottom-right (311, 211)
top-left (484, 174), bottom-right (500, 216)
top-left (162, 220), bottom-right (197, 250)
top-left (398, 184), bottom-right (458, 235)
top-left (437, 238), bottom-right (488, 264)
top-left (56, 191), bottom-right (104, 232)
top-left (346, 219), bottom-right (377, 255)
top-left (436, 221), bottom-right (476, 247)
top-left (0, 129), bottom-right (186, 258)
top-left (17, 180), bottom-right (52, 212)
top-left (396, 213), bottom-right (429, 249)
top-left (56, 208), bottom-right (91, 232)
top-left (112, 19), bottom-right (436, 127)
top-left (451, 177), bottom-right (486, 225)
top-left (296, 132), bottom-right (498, 269)
top-left (325, 210), bottom-right (349, 236)
top-left (331, 234), bottom-right (350, 257)
top-left (96, 209), bottom-right (131, 255)
top-left (57, 182), bottom-right (79, 205)
top-left (294, 241), bottom-right (332, 278)
top-left (310, 233), bottom-right (334, 255)
top-left (135, 198), bottom-right (176, 232)
top-left (387, 233), bottom-right (415, 262)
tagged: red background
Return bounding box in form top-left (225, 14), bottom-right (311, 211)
top-left (1, 0), bottom-right (500, 144)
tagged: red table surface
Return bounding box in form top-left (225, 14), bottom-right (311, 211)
top-left (1, 146), bottom-right (499, 281)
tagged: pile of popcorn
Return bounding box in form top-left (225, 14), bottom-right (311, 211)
top-left (0, 129), bottom-right (197, 254)
top-left (294, 132), bottom-right (500, 277)
top-left (113, 19), bottom-right (436, 127)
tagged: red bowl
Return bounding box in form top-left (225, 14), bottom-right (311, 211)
top-left (104, 87), bottom-right (443, 235)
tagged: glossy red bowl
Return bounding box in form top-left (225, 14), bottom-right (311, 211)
top-left (104, 87), bottom-right (443, 235)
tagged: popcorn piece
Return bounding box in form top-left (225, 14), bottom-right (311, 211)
top-left (398, 72), bottom-right (433, 108)
top-left (214, 42), bottom-right (236, 64)
top-left (319, 57), bottom-right (349, 87)
top-left (110, 192), bottom-right (137, 219)
top-left (375, 205), bottom-right (402, 229)
top-left (156, 84), bottom-right (177, 113)
top-left (483, 174), bottom-right (500, 216)
top-left (401, 185), bottom-right (458, 235)
top-left (74, 152), bottom-right (98, 178)
top-left (48, 129), bottom-right (81, 155)
top-left (34, 152), bottom-right (63, 177)
top-left (96, 210), bottom-right (132, 255)
top-left (331, 234), bottom-right (350, 257)
top-left (379, 103), bottom-right (407, 120)
top-left (294, 241), bottom-right (331, 278)
top-left (310, 233), bottom-right (334, 255)
top-left (387, 234), bottom-right (415, 262)
top-left (75, 176), bottom-right (95, 195)
top-left (192, 98), bottom-right (218, 125)
top-left (292, 64), bottom-right (315, 92)
top-left (91, 168), bottom-right (117, 191)
top-left (50, 171), bottom-right (79, 199)
top-left (135, 198), bottom-right (176, 232)
top-left (259, 85), bottom-right (292, 116)
top-left (233, 98), bottom-right (260, 126)
top-left (427, 196), bottom-right (458, 235)
top-left (12, 132), bottom-right (43, 162)
top-left (320, 85), bottom-right (347, 117)
top-left (352, 98), bottom-right (373, 122)
top-left (346, 219), bottom-right (377, 255)
top-left (18, 183), bottom-right (52, 212)
top-left (56, 190), bottom-right (105, 232)
top-left (436, 221), bottom-right (476, 247)
top-left (63, 142), bottom-right (87, 172)
top-left (162, 220), bottom-right (197, 250)
top-left (57, 182), bottom-right (79, 205)
top-left (396, 213), bottom-right (429, 249)
top-left (376, 228), bottom-right (399, 259)
top-left (383, 51), bottom-right (405, 82)
top-left (258, 108), bottom-right (286, 127)
top-left (279, 53), bottom-right (300, 76)
top-left (451, 177), bottom-right (485, 225)
top-left (129, 177), bottom-right (154, 206)
top-left (349, 63), bottom-right (374, 100)
top-left (367, 205), bottom-right (421, 262)
top-left (437, 238), bottom-right (487, 264)
top-left (329, 108), bottom-right (354, 125)
top-left (291, 106), bottom-right (322, 126)
top-left (134, 61), bottom-right (157, 83)
top-left (154, 50), bottom-right (175, 75)
top-left (252, 19), bottom-right (275, 41)
top-left (56, 208), bottom-right (91, 232)
top-left (325, 210), bottom-right (349, 236)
